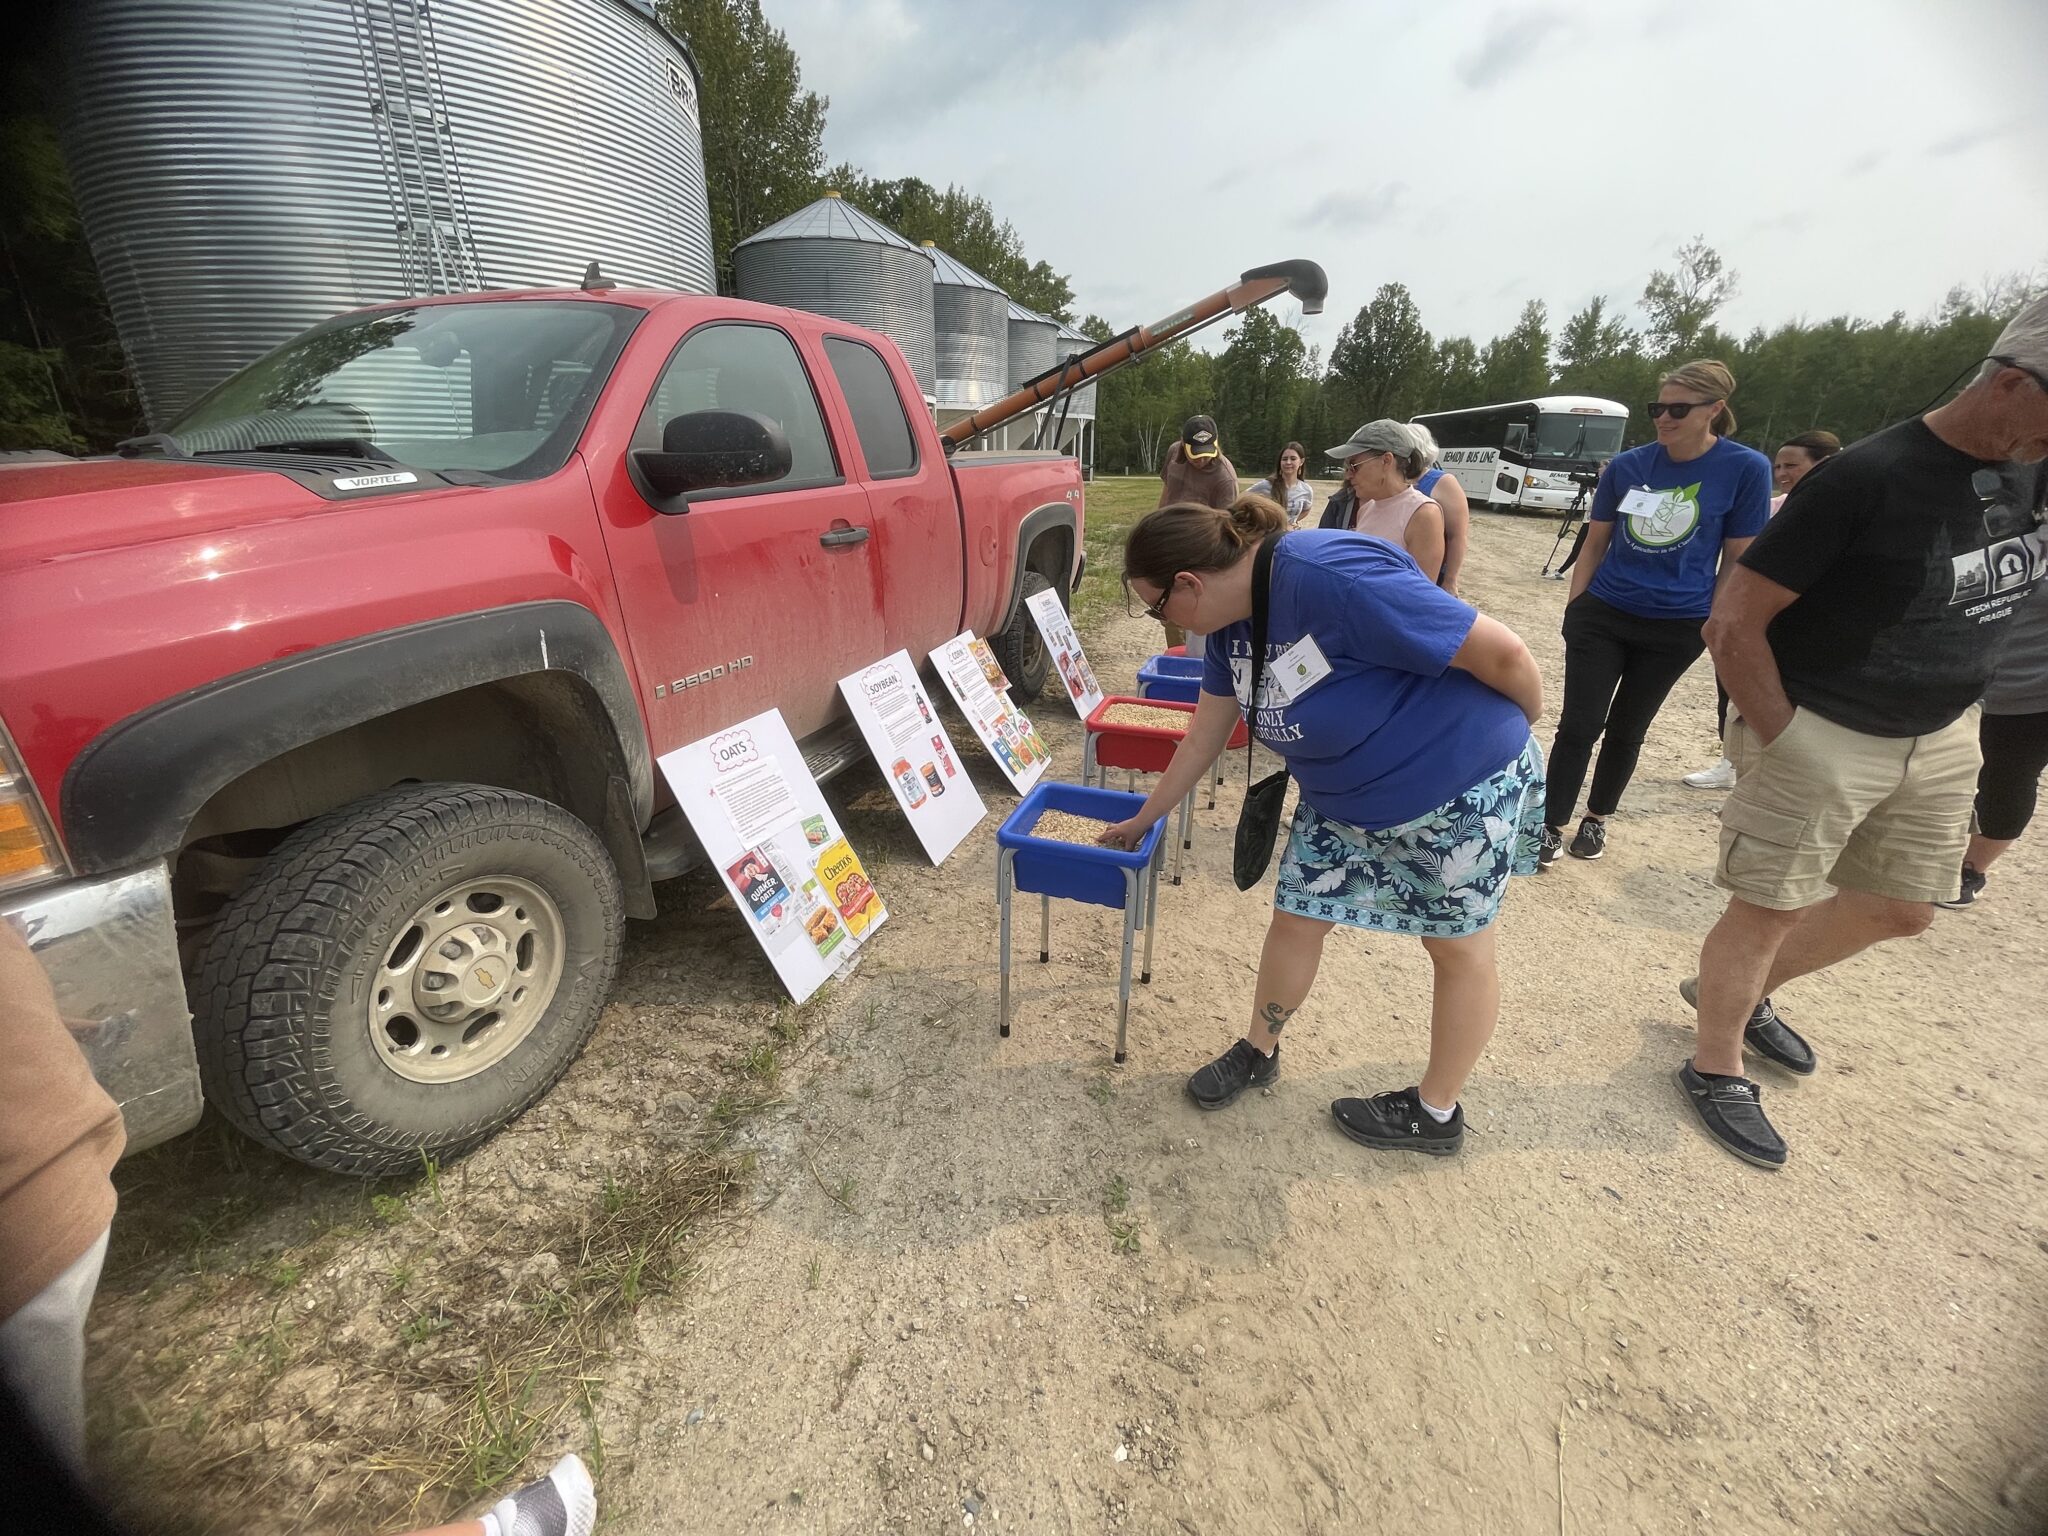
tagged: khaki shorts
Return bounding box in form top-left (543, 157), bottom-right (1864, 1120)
top-left (1717, 706), bottom-right (1980, 909)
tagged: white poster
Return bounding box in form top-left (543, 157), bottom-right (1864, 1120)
top-left (931, 631), bottom-right (1051, 795)
top-left (838, 651), bottom-right (987, 864)
top-left (1024, 586), bottom-right (1105, 718)
top-left (658, 710), bottom-right (887, 1004)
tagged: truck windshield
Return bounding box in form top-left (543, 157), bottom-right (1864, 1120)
top-left (1532, 413), bottom-right (1626, 463)
top-left (163, 300), bottom-right (640, 478)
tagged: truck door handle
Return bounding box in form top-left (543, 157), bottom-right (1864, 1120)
top-left (820, 526), bottom-right (870, 547)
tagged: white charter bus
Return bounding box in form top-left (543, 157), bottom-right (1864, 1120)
top-left (1411, 395), bottom-right (1628, 512)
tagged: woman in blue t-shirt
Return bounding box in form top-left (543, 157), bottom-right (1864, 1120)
top-left (1541, 360), bottom-right (1771, 865)
top-left (1100, 494), bottom-right (1546, 1156)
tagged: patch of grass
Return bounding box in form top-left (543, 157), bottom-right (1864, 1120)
top-left (742, 1042), bottom-right (781, 1086)
top-left (601, 1173), bottom-right (634, 1215)
top-left (384, 1262), bottom-right (415, 1299)
top-left (418, 1150), bottom-right (445, 1211)
top-left (1071, 475), bottom-right (1159, 634)
top-left (453, 1369), bottom-right (545, 1493)
top-left (369, 1192), bottom-right (407, 1226)
top-left (1085, 1076), bottom-right (1116, 1107)
top-left (806, 1257), bottom-right (821, 1290)
top-left (401, 1307), bottom-right (452, 1347)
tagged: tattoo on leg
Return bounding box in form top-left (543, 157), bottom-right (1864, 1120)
top-left (1257, 1002), bottom-right (1296, 1036)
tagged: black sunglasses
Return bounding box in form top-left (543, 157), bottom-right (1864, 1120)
top-left (1127, 576), bottom-right (1177, 623)
top-left (1973, 465), bottom-right (2048, 542)
top-left (1645, 399), bottom-right (1719, 420)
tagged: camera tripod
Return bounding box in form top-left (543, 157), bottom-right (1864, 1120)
top-left (1541, 477), bottom-right (1597, 579)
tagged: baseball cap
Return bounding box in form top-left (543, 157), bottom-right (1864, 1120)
top-left (1325, 419), bottom-right (1417, 461)
top-left (1990, 294), bottom-right (2048, 376)
top-left (1181, 415), bottom-right (1220, 459)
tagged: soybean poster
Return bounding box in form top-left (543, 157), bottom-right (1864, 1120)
top-left (658, 709), bottom-right (886, 1003)
top-left (837, 651), bottom-right (987, 864)
top-left (931, 631), bottom-right (1050, 795)
top-left (1024, 586), bottom-right (1105, 718)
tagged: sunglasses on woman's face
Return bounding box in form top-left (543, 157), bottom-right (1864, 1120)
top-left (1645, 399), bottom-right (1718, 420)
top-left (1129, 578), bottom-right (1177, 623)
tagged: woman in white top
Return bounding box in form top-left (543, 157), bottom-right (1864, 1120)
top-left (1247, 441), bottom-right (1314, 526)
top-left (1325, 420), bottom-right (1445, 582)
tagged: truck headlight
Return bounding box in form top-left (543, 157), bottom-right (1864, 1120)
top-left (0, 722), bottom-right (66, 893)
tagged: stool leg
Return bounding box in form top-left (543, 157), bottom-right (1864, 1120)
top-left (997, 850), bottom-right (1013, 1039)
top-left (1209, 751), bottom-right (1222, 809)
top-left (1141, 840), bottom-right (1162, 986)
top-left (1039, 893), bottom-right (1050, 964)
top-left (1083, 735), bottom-right (1096, 788)
top-left (1116, 869), bottom-right (1137, 1064)
top-left (1174, 791), bottom-right (1191, 886)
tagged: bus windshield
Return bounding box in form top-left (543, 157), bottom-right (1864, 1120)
top-left (1532, 413), bottom-right (1626, 462)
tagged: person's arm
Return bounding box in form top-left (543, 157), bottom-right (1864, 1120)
top-left (1404, 501), bottom-right (1446, 585)
top-left (1449, 614), bottom-right (1542, 723)
top-left (1099, 688), bottom-right (1242, 847)
top-left (1566, 520), bottom-right (1614, 600)
top-left (1704, 566), bottom-right (1800, 743)
top-left (1434, 476), bottom-right (1471, 594)
top-left (1714, 535), bottom-right (1754, 601)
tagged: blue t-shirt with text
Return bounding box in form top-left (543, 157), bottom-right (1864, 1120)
top-left (1201, 530), bottom-right (1531, 829)
top-left (1588, 438), bottom-right (1771, 619)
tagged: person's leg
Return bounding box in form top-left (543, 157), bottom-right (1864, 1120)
top-left (395, 1454), bottom-right (596, 1536)
top-left (1416, 926), bottom-right (1499, 1110)
top-left (1584, 617), bottom-right (1708, 818)
top-left (1692, 897), bottom-right (1809, 1074)
top-left (1967, 709), bottom-right (2048, 873)
top-left (1187, 907), bottom-right (1330, 1107)
top-left (0, 1227), bottom-right (111, 1474)
top-left (1545, 599), bottom-right (1626, 830)
top-left (1760, 890), bottom-right (1935, 994)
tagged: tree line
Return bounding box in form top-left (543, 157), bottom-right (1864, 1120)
top-left (1089, 237), bottom-right (2042, 481)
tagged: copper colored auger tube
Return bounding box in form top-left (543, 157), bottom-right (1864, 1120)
top-left (940, 259), bottom-right (1328, 452)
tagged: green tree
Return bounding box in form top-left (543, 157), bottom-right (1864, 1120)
top-left (1326, 282), bottom-right (1434, 424)
top-left (1214, 306), bottom-right (1308, 476)
top-left (1553, 296), bottom-right (1657, 418)
top-left (659, 0), bottom-right (829, 294)
top-left (1641, 237), bottom-right (1738, 359)
top-left (1479, 300), bottom-right (1551, 402)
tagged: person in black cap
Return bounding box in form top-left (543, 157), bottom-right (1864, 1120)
top-left (1157, 415), bottom-right (1238, 646)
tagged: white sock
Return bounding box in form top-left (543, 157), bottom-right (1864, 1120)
top-left (1417, 1093), bottom-right (1456, 1123)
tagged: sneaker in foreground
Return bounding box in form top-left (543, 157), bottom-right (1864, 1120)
top-left (1678, 977), bottom-right (1816, 1075)
top-left (1329, 1088), bottom-right (1464, 1155)
top-left (1187, 1038), bottom-right (1278, 1110)
top-left (483, 1453), bottom-right (596, 1536)
top-left (1538, 825), bottom-right (1564, 868)
top-left (1675, 1063), bottom-right (1786, 1168)
top-left (1567, 816), bottom-right (1606, 860)
top-left (1937, 864), bottom-right (1987, 910)
top-left (1682, 756), bottom-right (1738, 790)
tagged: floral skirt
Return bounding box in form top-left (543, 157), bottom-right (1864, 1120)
top-left (1273, 737), bottom-right (1546, 938)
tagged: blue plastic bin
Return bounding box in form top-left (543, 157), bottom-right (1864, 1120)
top-left (997, 781), bottom-right (1165, 907)
top-left (1136, 653), bottom-right (1205, 703)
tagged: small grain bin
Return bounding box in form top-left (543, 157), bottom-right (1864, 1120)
top-left (921, 242), bottom-right (1008, 424)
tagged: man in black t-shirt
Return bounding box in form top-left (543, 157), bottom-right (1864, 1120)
top-left (1677, 295), bottom-right (2048, 1169)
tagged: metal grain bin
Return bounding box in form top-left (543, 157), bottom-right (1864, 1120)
top-left (58, 0), bottom-right (715, 428)
top-left (1005, 301), bottom-right (1058, 392)
top-left (733, 194), bottom-right (937, 394)
top-left (1052, 323), bottom-right (1098, 418)
top-left (920, 242), bottom-right (1007, 412)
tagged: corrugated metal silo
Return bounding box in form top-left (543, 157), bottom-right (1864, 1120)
top-left (1052, 322), bottom-right (1099, 419)
top-left (920, 242), bottom-right (1007, 413)
top-left (58, 0), bottom-right (717, 429)
top-left (1005, 301), bottom-right (1058, 392)
top-left (733, 194), bottom-right (937, 394)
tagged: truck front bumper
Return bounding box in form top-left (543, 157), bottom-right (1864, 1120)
top-left (1, 861), bottom-right (204, 1154)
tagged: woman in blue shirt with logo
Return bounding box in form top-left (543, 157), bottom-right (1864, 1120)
top-left (1100, 494), bottom-right (1545, 1155)
top-left (1541, 360), bottom-right (1771, 865)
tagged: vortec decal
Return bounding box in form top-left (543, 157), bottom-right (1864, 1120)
top-left (331, 471), bottom-right (419, 491)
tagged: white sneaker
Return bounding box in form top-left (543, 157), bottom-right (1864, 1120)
top-left (1682, 757), bottom-right (1738, 790)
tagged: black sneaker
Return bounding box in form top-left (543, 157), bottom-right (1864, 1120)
top-left (1329, 1088), bottom-right (1464, 1155)
top-left (1186, 1039), bottom-right (1278, 1110)
top-left (1937, 864), bottom-right (1987, 910)
top-left (1678, 977), bottom-right (1816, 1076)
top-left (1676, 1063), bottom-right (1786, 1168)
top-left (1567, 817), bottom-right (1606, 860)
top-left (1538, 826), bottom-right (1564, 868)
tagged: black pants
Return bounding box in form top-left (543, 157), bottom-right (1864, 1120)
top-left (1546, 593), bottom-right (1708, 828)
top-left (1977, 709), bottom-right (2048, 840)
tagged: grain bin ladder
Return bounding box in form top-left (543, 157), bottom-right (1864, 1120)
top-left (939, 259), bottom-right (1328, 452)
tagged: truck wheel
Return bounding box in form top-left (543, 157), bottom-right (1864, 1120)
top-left (990, 570), bottom-right (1057, 702)
top-left (191, 783), bottom-right (623, 1177)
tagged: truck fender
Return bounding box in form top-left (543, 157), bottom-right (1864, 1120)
top-left (992, 502), bottom-right (1079, 638)
top-left (62, 602), bottom-right (655, 913)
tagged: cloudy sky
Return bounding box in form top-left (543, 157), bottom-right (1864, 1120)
top-left (770, 0), bottom-right (2048, 359)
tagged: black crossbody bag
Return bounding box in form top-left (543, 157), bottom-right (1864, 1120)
top-left (1231, 533), bottom-right (1291, 890)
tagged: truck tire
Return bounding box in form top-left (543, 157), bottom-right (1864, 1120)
top-left (190, 783), bottom-right (624, 1177)
top-left (990, 570), bottom-right (1057, 702)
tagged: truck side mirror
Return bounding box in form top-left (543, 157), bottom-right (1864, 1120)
top-left (631, 409), bottom-right (793, 510)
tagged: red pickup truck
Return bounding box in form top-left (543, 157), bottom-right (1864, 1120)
top-left (0, 287), bottom-right (1084, 1175)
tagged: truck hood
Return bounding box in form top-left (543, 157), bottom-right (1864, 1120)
top-left (0, 457), bottom-right (328, 567)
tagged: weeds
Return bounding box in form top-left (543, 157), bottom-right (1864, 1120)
top-left (1085, 1076), bottom-right (1116, 1106)
top-left (742, 1042), bottom-right (781, 1085)
top-left (370, 1192), bottom-right (407, 1226)
top-left (385, 1262), bottom-right (415, 1298)
top-left (1107, 1218), bottom-right (1141, 1256)
top-left (806, 1257), bottom-right (821, 1290)
top-left (263, 1259), bottom-right (303, 1292)
top-left (1103, 1175), bottom-right (1130, 1214)
top-left (1103, 1174), bottom-right (1138, 1253)
top-left (419, 1150), bottom-right (444, 1211)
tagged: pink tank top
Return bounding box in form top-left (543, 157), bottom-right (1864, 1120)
top-left (1351, 484), bottom-right (1433, 545)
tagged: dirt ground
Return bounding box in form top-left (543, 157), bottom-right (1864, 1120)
top-left (88, 496), bottom-right (2047, 1536)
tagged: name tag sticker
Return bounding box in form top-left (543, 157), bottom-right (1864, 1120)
top-left (1271, 636), bottom-right (1332, 702)
top-left (1619, 486), bottom-right (1674, 520)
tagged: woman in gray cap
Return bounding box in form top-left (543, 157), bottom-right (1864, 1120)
top-left (1317, 420), bottom-right (1446, 582)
